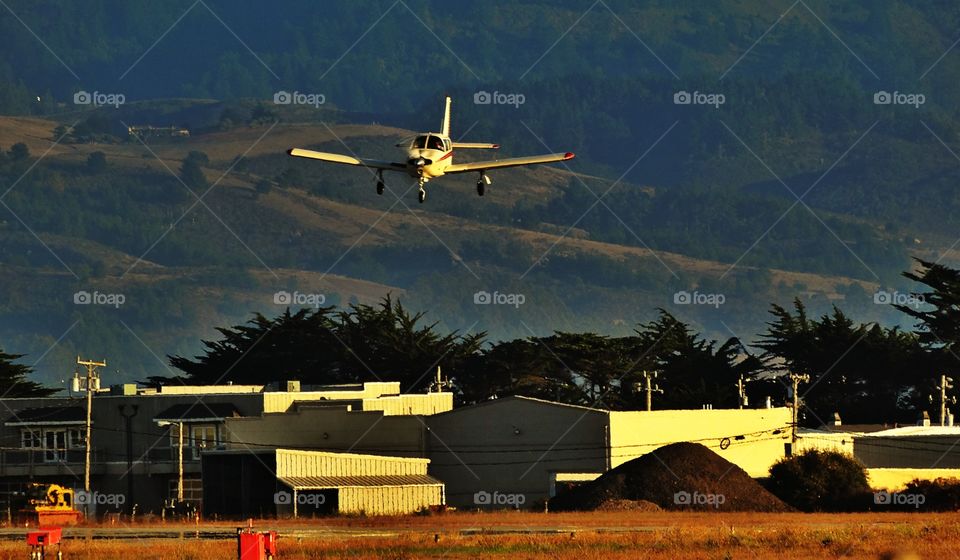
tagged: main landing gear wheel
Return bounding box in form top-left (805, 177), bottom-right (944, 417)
top-left (476, 181), bottom-right (485, 196)
top-left (377, 181), bottom-right (385, 195)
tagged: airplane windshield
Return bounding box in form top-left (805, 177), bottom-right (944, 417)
top-left (412, 135), bottom-right (428, 149)
top-left (427, 135), bottom-right (445, 150)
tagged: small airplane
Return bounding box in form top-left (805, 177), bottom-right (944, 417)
top-left (287, 96), bottom-right (575, 203)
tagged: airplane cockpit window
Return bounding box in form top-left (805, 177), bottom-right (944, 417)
top-left (427, 135), bottom-right (445, 150)
top-left (412, 135), bottom-right (428, 149)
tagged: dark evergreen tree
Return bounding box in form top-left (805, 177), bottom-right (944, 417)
top-left (0, 348), bottom-right (57, 397)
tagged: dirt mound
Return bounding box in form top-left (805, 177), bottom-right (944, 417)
top-left (594, 499), bottom-right (662, 512)
top-left (550, 442), bottom-right (790, 512)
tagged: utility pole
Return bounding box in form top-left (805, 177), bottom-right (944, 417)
top-left (736, 374), bottom-right (748, 409)
top-left (788, 372), bottom-right (810, 445)
top-left (936, 374), bottom-right (956, 427)
top-left (430, 366), bottom-right (448, 393)
top-left (73, 357), bottom-right (105, 493)
top-left (642, 370), bottom-right (663, 412)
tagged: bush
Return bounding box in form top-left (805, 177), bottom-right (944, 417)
top-left (766, 450), bottom-right (871, 512)
top-left (899, 477), bottom-right (960, 511)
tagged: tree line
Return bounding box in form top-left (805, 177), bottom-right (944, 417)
top-left (3, 259), bottom-right (958, 425)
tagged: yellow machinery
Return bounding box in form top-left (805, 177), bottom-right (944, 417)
top-left (23, 484), bottom-right (82, 526)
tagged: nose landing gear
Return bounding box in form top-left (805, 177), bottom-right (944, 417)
top-left (418, 176), bottom-right (427, 203)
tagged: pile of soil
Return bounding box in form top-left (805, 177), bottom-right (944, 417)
top-left (594, 499), bottom-right (662, 512)
top-left (549, 442), bottom-right (790, 512)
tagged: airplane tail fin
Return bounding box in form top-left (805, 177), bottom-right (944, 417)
top-left (441, 95), bottom-right (452, 137)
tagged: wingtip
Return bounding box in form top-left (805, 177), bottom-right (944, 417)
top-left (493, 144), bottom-right (500, 149)
top-left (286, 148), bottom-right (296, 156)
top-left (564, 152), bottom-right (575, 160)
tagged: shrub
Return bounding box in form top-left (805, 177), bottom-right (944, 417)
top-left (767, 450), bottom-right (871, 512)
top-left (899, 477), bottom-right (960, 511)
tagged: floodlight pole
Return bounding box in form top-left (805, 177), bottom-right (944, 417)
top-left (177, 422), bottom-right (184, 501)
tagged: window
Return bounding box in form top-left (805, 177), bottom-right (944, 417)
top-left (21, 430), bottom-right (40, 449)
top-left (43, 429), bottom-right (67, 462)
top-left (68, 428), bottom-right (86, 449)
top-left (166, 423), bottom-right (220, 460)
top-left (427, 135), bottom-right (445, 150)
top-left (190, 425), bottom-right (218, 460)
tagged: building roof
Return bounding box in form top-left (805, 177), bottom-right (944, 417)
top-left (818, 423), bottom-right (893, 434)
top-left (154, 402), bottom-right (242, 422)
top-left (278, 474), bottom-right (443, 490)
top-left (432, 395), bottom-right (609, 417)
top-left (4, 406), bottom-right (86, 426)
top-left (858, 425), bottom-right (960, 437)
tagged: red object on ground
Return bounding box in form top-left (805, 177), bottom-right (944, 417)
top-left (263, 531), bottom-right (278, 556)
top-left (27, 526), bottom-right (62, 546)
top-left (238, 528), bottom-right (278, 560)
top-left (238, 531), bottom-right (265, 560)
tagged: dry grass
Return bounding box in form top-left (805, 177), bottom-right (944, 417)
top-left (0, 512), bottom-right (955, 559)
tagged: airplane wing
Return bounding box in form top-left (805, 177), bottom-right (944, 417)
top-left (287, 148), bottom-right (406, 171)
top-left (445, 152), bottom-right (574, 174)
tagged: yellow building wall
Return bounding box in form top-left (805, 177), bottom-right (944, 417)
top-left (362, 393), bottom-right (453, 415)
top-left (276, 449), bottom-right (431, 478)
top-left (339, 485), bottom-right (444, 515)
top-left (261, 384), bottom-right (451, 414)
top-left (868, 468), bottom-right (960, 490)
top-left (608, 408), bottom-right (792, 477)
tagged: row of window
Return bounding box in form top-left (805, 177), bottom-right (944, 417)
top-left (170, 424), bottom-right (220, 460)
top-left (21, 428), bottom-right (86, 462)
top-left (19, 424), bottom-right (220, 463)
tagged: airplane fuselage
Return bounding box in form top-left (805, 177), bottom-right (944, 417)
top-left (401, 132), bottom-right (453, 181)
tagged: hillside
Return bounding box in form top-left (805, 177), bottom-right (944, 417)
top-left (0, 110), bottom-right (934, 383)
top-left (2, 0), bottom-right (959, 381)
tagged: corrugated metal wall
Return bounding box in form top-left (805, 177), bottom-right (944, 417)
top-left (362, 393), bottom-right (453, 415)
top-left (276, 450), bottom-right (430, 477)
top-left (339, 485), bottom-right (443, 515)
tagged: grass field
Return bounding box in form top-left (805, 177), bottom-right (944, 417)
top-left (1, 511), bottom-right (954, 559)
